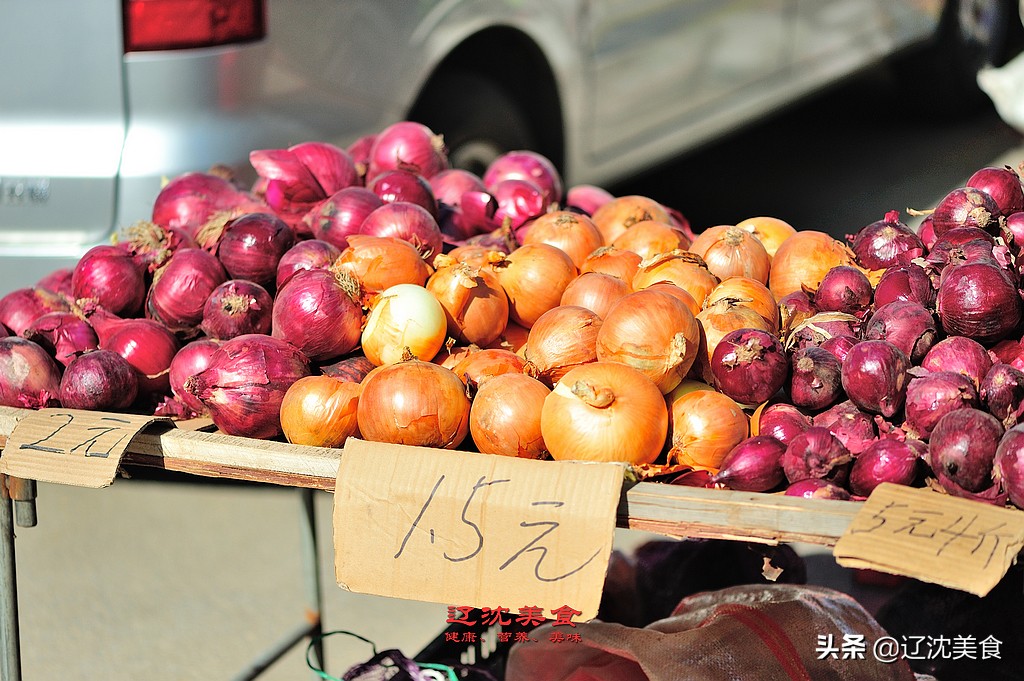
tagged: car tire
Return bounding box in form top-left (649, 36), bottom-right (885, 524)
top-left (891, 0), bottom-right (1021, 116)
top-left (412, 70), bottom-right (539, 177)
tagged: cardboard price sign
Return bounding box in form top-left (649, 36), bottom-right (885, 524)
top-left (0, 409), bottom-right (171, 488)
top-left (334, 439), bottom-right (625, 621)
top-left (834, 483), bottom-right (1024, 596)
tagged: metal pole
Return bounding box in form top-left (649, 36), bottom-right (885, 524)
top-left (298, 487), bottom-right (325, 676)
top-left (0, 477), bottom-right (22, 681)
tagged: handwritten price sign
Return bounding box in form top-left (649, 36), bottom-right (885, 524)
top-left (0, 409), bottom-right (170, 487)
top-left (834, 483), bottom-right (1024, 596)
top-left (333, 439), bottom-right (625, 620)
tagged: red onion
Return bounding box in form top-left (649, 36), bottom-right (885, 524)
top-left (100, 318), bottom-right (181, 400)
top-left (928, 408), bottom-right (1003, 493)
top-left (184, 334), bottom-right (311, 438)
top-left (146, 248), bottom-right (228, 335)
top-left (787, 312), bottom-right (860, 351)
top-left (366, 121), bottom-right (448, 181)
top-left (966, 166), bottom-right (1024, 217)
top-left (347, 133), bottom-right (376, 181)
top-left (862, 301), bottom-right (937, 363)
top-left (709, 328), bottom-right (788, 406)
top-left (710, 435), bottom-right (787, 492)
top-left (920, 336), bottom-right (993, 388)
top-left (980, 363), bottom-right (1024, 428)
top-left (0, 337), bottom-right (62, 409)
top-left (60, 349), bottom-right (138, 411)
top-left (756, 402), bottom-right (811, 445)
top-left (990, 338), bottom-right (1024, 370)
top-left (483, 150), bottom-right (563, 207)
top-left (36, 268), bottom-right (74, 298)
top-left (168, 338), bottom-right (220, 415)
top-left (358, 201), bottom-right (443, 260)
top-left (872, 263), bottom-right (935, 309)
top-left (0, 287), bottom-right (70, 337)
top-left (275, 239), bottom-right (342, 290)
top-left (931, 186), bottom-right (1000, 236)
top-left (1005, 212), bottom-right (1024, 251)
top-left (271, 268), bottom-right (363, 362)
top-left (778, 290), bottom-right (816, 336)
top-left (490, 178), bottom-right (548, 233)
top-left (848, 210), bottom-right (924, 270)
top-left (305, 186), bottom-right (383, 251)
top-left (813, 265), bottom-right (873, 317)
top-left (200, 212), bottom-right (294, 288)
top-left (369, 169), bottom-right (439, 219)
top-left (918, 215), bottom-right (936, 250)
top-left (566, 184), bottom-right (615, 216)
top-left (669, 469), bottom-right (715, 488)
top-left (439, 190), bottom-right (498, 243)
top-left (151, 171), bottom-right (264, 238)
top-left (201, 280), bottom-right (273, 340)
top-left (994, 424), bottom-right (1024, 508)
top-left (429, 168), bottom-right (487, 208)
top-left (813, 399), bottom-right (879, 454)
top-left (289, 141), bottom-right (360, 195)
top-left (784, 478), bottom-right (852, 500)
top-left (319, 354), bottom-right (376, 383)
top-left (841, 339), bottom-right (910, 418)
top-left (72, 245), bottom-right (146, 317)
top-left (787, 346), bottom-right (843, 411)
top-left (903, 370), bottom-right (978, 440)
top-left (849, 438), bottom-right (924, 497)
top-left (819, 335), bottom-right (858, 364)
top-left (781, 426), bottom-right (852, 484)
top-left (936, 261), bottom-right (1020, 344)
top-left (115, 220), bottom-right (197, 273)
top-left (24, 312), bottom-right (98, 367)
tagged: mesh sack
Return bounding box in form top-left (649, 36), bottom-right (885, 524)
top-left (506, 583), bottom-right (924, 681)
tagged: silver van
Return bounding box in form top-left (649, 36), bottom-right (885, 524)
top-left (1, 0), bottom-right (1019, 295)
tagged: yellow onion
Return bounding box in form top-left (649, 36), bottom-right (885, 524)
top-left (521, 210), bottom-right (604, 268)
top-left (439, 246), bottom-right (505, 269)
top-left (470, 373), bottom-right (550, 459)
top-left (524, 305), bottom-right (602, 386)
top-left (580, 245), bottom-right (642, 283)
top-left (666, 388), bottom-right (749, 471)
top-left (486, 321), bottom-right (530, 356)
top-left (688, 224), bottom-right (771, 284)
top-left (280, 375), bottom-right (361, 448)
top-left (631, 250), bottom-right (719, 308)
top-left (356, 359), bottom-right (470, 449)
top-left (591, 195), bottom-right (671, 244)
top-left (335, 234), bottom-right (432, 302)
top-left (596, 289), bottom-right (701, 393)
top-left (425, 261), bottom-right (508, 347)
top-left (696, 297), bottom-right (774, 364)
top-left (493, 243), bottom-right (577, 328)
top-left (559, 271), bottom-right (630, 319)
top-left (769, 230), bottom-right (857, 299)
top-left (735, 216), bottom-right (797, 259)
top-left (361, 283), bottom-right (447, 365)
top-left (451, 347), bottom-right (526, 393)
top-left (541, 361), bottom-right (668, 464)
top-left (611, 220), bottom-right (689, 260)
top-left (642, 282), bottom-right (701, 317)
top-left (704, 276), bottom-right (780, 332)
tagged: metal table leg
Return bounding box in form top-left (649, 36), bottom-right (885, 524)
top-left (0, 478), bottom-right (22, 681)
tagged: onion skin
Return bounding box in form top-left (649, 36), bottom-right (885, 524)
top-left (146, 248), bottom-right (228, 336)
top-left (781, 426), bottom-right (852, 484)
top-left (24, 312), bottom-right (99, 367)
top-left (425, 262), bottom-right (508, 347)
top-left (0, 337), bottom-right (62, 409)
top-left (981, 363), bottom-right (1024, 429)
top-left (320, 354), bottom-right (376, 384)
top-left (787, 346), bottom-right (843, 411)
top-left (185, 334), bottom-right (312, 439)
top-left (903, 371), bottom-right (978, 440)
top-left (849, 439), bottom-right (924, 497)
top-left (769, 230), bottom-right (856, 299)
top-left (994, 424), bottom-right (1024, 509)
top-left (272, 268), bottom-right (363, 363)
top-left (524, 305), bottom-right (601, 387)
top-left (784, 478), bottom-right (852, 500)
top-left (169, 338), bottom-right (220, 415)
top-left (450, 348), bottom-right (527, 393)
top-left (60, 349), bottom-right (139, 412)
top-left (841, 340), bottom-right (910, 418)
top-left (710, 435), bottom-right (787, 492)
top-left (709, 328), bottom-right (788, 406)
top-left (357, 360), bottom-right (470, 449)
top-left (470, 373), bottom-right (550, 459)
top-left (928, 407), bottom-right (1003, 493)
top-left (920, 336), bottom-right (993, 388)
top-left (280, 375), bottom-right (361, 448)
top-left (936, 261), bottom-right (1021, 344)
top-left (813, 400), bottom-right (878, 455)
top-left (872, 263), bottom-right (935, 309)
top-left (819, 335), bottom-right (858, 365)
top-left (201, 280), bottom-right (273, 340)
top-left (543, 362), bottom-right (668, 465)
top-left (862, 301), bottom-right (938, 364)
top-left (778, 290), bottom-right (816, 338)
top-left (848, 210), bottom-right (924, 270)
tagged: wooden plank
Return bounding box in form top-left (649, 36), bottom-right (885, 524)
top-left (0, 406), bottom-right (859, 545)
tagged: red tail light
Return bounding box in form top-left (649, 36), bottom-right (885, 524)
top-left (123, 0), bottom-right (265, 52)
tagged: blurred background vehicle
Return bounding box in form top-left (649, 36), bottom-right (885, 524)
top-left (1, 0), bottom-right (1021, 296)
